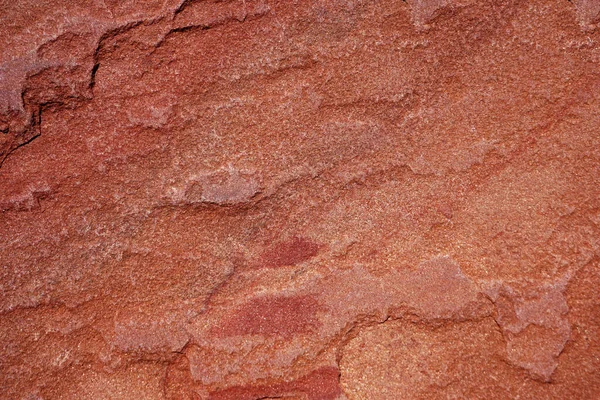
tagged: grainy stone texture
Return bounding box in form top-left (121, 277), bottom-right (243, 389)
top-left (1, 0), bottom-right (600, 399)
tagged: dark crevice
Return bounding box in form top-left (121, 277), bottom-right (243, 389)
top-left (92, 20), bottom-right (144, 63)
top-left (89, 62), bottom-right (100, 91)
top-left (174, 0), bottom-right (194, 15)
top-left (0, 104), bottom-right (42, 169)
top-left (0, 130), bottom-right (41, 170)
top-left (156, 5), bottom-right (271, 50)
top-left (169, 23), bottom-right (211, 35)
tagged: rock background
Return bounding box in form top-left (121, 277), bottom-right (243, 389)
top-left (1, 0), bottom-right (600, 399)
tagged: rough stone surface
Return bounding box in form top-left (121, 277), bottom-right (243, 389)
top-left (1, 0), bottom-right (600, 399)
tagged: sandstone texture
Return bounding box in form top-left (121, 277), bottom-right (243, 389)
top-left (1, 0), bottom-right (600, 399)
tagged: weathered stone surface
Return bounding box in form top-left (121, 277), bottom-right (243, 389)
top-left (1, 0), bottom-right (600, 399)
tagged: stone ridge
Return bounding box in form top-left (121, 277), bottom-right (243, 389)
top-left (1, 0), bottom-right (600, 399)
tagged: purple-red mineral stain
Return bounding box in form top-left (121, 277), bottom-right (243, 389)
top-left (208, 366), bottom-right (342, 400)
top-left (214, 295), bottom-right (322, 339)
top-left (259, 236), bottom-right (321, 269)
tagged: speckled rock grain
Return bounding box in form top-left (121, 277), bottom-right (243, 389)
top-left (1, 0), bottom-right (600, 399)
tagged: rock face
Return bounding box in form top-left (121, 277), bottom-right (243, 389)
top-left (1, 0), bottom-right (600, 399)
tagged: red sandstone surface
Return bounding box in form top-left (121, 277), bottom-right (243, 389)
top-left (1, 0), bottom-right (600, 399)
